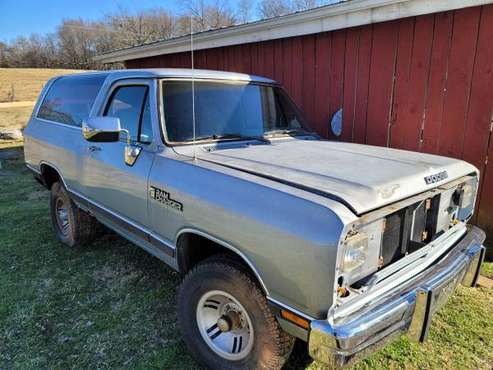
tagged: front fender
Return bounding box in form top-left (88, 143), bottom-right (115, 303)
top-left (149, 152), bottom-right (353, 318)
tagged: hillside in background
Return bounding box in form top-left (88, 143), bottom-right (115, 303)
top-left (0, 68), bottom-right (86, 129)
top-left (0, 68), bottom-right (84, 103)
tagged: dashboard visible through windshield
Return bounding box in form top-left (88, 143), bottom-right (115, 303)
top-left (160, 79), bottom-right (311, 144)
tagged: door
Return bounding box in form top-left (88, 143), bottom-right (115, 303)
top-left (81, 81), bottom-right (155, 229)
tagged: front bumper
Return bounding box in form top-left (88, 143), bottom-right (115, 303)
top-left (309, 226), bottom-right (486, 368)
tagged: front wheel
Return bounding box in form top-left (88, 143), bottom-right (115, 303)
top-left (178, 256), bottom-right (295, 370)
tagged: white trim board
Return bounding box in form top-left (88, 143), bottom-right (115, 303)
top-left (95, 0), bottom-right (493, 63)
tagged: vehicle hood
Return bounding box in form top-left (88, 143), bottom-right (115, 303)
top-left (197, 139), bottom-right (477, 215)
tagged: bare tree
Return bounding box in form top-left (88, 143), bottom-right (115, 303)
top-left (258, 0), bottom-right (293, 18)
top-left (87, 21), bottom-right (116, 54)
top-left (43, 34), bottom-right (60, 66)
top-left (206, 0), bottom-right (236, 28)
top-left (181, 0), bottom-right (237, 33)
top-left (185, 0), bottom-right (208, 31)
top-left (57, 19), bottom-right (98, 68)
top-left (107, 8), bottom-right (177, 48)
top-left (293, 0), bottom-right (320, 11)
top-left (237, 0), bottom-right (255, 23)
top-left (0, 42), bottom-right (8, 67)
top-left (0, 0), bottom-right (328, 70)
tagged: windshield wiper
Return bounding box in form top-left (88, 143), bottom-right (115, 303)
top-left (264, 128), bottom-right (314, 137)
top-left (196, 134), bottom-right (270, 143)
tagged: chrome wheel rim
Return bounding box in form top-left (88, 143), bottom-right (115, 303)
top-left (196, 290), bottom-right (254, 361)
top-left (55, 197), bottom-right (70, 235)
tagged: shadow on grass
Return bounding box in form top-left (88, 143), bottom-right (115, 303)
top-left (0, 148), bottom-right (199, 369)
top-left (0, 141), bottom-right (23, 159)
top-left (485, 245), bottom-right (493, 262)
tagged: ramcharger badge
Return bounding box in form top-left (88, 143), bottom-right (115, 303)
top-left (149, 186), bottom-right (183, 212)
top-left (424, 171), bottom-right (448, 185)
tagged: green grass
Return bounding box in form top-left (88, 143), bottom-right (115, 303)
top-left (1, 147), bottom-right (492, 369)
top-left (0, 147), bottom-right (197, 369)
top-left (482, 262), bottom-right (493, 279)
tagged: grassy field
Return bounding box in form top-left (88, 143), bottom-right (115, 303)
top-left (0, 106), bottom-right (34, 129)
top-left (0, 68), bottom-right (84, 103)
top-left (482, 262), bottom-right (493, 279)
top-left (0, 144), bottom-right (492, 369)
top-left (0, 68), bottom-right (87, 131)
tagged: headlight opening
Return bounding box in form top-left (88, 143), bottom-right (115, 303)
top-left (343, 233), bottom-right (368, 272)
top-left (455, 177), bottom-right (478, 221)
top-left (340, 219), bottom-right (384, 286)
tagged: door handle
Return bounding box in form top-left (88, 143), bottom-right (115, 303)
top-left (87, 145), bottom-right (101, 153)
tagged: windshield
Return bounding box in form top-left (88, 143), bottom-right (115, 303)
top-left (161, 80), bottom-right (311, 143)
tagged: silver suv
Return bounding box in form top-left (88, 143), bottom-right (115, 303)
top-left (24, 69), bottom-right (486, 369)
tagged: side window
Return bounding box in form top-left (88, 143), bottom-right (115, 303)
top-left (38, 74), bottom-right (106, 126)
top-left (104, 85), bottom-right (152, 143)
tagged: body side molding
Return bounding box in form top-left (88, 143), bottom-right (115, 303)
top-left (68, 189), bottom-right (176, 257)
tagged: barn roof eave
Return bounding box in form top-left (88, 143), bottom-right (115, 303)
top-left (94, 0), bottom-right (493, 64)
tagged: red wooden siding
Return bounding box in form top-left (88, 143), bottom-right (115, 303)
top-left (126, 5), bottom-right (493, 243)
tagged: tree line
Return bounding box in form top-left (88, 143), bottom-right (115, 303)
top-left (0, 0), bottom-right (334, 70)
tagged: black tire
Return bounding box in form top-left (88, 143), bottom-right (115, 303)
top-left (50, 181), bottom-right (101, 247)
top-left (178, 255), bottom-right (295, 370)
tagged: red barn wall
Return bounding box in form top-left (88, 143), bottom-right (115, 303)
top-left (126, 5), bottom-right (493, 243)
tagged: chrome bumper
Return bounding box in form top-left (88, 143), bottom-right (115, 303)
top-left (309, 226), bottom-right (486, 368)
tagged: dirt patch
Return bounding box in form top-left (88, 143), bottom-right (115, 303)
top-left (0, 101), bottom-right (35, 109)
top-left (0, 105), bottom-right (33, 129)
top-left (478, 276), bottom-right (493, 289)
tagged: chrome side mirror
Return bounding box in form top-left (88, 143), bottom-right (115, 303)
top-left (83, 116), bottom-right (142, 166)
top-left (82, 117), bottom-right (121, 142)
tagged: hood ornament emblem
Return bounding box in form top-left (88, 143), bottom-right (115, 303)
top-left (424, 171), bottom-right (448, 185)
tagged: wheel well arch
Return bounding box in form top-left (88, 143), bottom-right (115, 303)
top-left (39, 162), bottom-right (64, 189)
top-left (176, 230), bottom-right (269, 295)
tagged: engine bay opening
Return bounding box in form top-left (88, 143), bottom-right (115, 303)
top-left (333, 174), bottom-right (478, 315)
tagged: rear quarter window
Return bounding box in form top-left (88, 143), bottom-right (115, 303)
top-left (37, 74), bottom-right (106, 126)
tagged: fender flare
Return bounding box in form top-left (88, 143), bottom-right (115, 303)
top-left (175, 228), bottom-right (270, 296)
top-left (39, 160), bottom-right (69, 189)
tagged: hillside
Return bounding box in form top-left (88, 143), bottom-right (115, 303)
top-left (0, 68), bottom-right (85, 103)
top-left (0, 68), bottom-right (87, 129)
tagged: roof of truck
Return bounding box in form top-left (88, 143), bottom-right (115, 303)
top-left (62, 68), bottom-right (277, 84)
